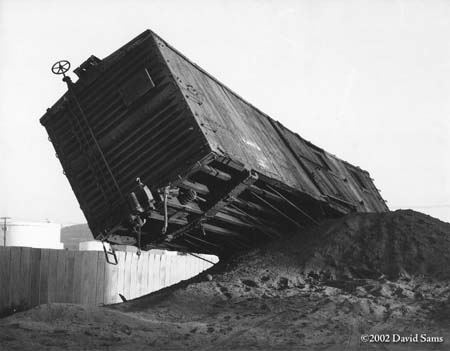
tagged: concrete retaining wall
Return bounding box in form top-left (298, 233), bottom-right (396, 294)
top-left (0, 246), bottom-right (217, 316)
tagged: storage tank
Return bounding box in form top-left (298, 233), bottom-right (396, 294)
top-left (1, 220), bottom-right (63, 249)
top-left (40, 30), bottom-right (388, 257)
top-left (79, 240), bottom-right (104, 251)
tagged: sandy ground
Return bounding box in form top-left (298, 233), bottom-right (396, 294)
top-left (0, 210), bottom-right (449, 350)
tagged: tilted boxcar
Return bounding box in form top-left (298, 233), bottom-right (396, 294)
top-left (41, 30), bottom-right (388, 258)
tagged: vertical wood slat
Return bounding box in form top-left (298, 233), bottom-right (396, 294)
top-left (64, 251), bottom-right (76, 303)
top-left (129, 254), bottom-right (135, 299)
top-left (152, 254), bottom-right (159, 291)
top-left (181, 256), bottom-right (187, 281)
top-left (190, 256), bottom-right (196, 280)
top-left (116, 251), bottom-right (126, 301)
top-left (155, 254), bottom-right (162, 290)
top-left (171, 255), bottom-right (177, 284)
top-left (124, 252), bottom-right (132, 300)
top-left (86, 252), bottom-right (98, 305)
top-left (141, 253), bottom-right (149, 296)
top-left (198, 257), bottom-right (203, 274)
top-left (186, 256), bottom-right (192, 279)
top-left (0, 247), bottom-right (11, 314)
top-left (21, 248), bottom-right (32, 310)
top-left (95, 251), bottom-right (106, 305)
top-left (181, 255), bottom-right (187, 281)
top-left (180, 256), bottom-right (185, 281)
top-left (149, 254), bottom-right (157, 292)
top-left (172, 256), bottom-right (178, 285)
top-left (47, 250), bottom-right (59, 303)
top-left (121, 252), bottom-right (128, 299)
top-left (39, 249), bottom-right (50, 304)
top-left (137, 253), bottom-right (145, 297)
top-left (80, 251), bottom-right (91, 305)
top-left (184, 256), bottom-right (189, 280)
top-left (165, 255), bottom-right (171, 286)
top-left (187, 256), bottom-right (193, 280)
top-left (149, 253), bottom-right (155, 292)
top-left (56, 250), bottom-right (67, 303)
top-left (174, 256), bottom-right (179, 284)
top-left (169, 255), bottom-right (174, 285)
top-left (192, 256), bottom-right (197, 278)
top-left (192, 256), bottom-right (198, 278)
top-left (29, 249), bottom-right (41, 307)
top-left (104, 254), bottom-right (119, 304)
top-left (128, 252), bottom-right (135, 298)
top-left (72, 250), bottom-right (83, 304)
top-left (130, 253), bottom-right (138, 299)
top-left (200, 258), bottom-right (206, 273)
top-left (156, 254), bottom-right (163, 291)
top-left (9, 247), bottom-right (22, 308)
top-left (0, 247), bottom-right (217, 313)
top-left (160, 254), bottom-right (167, 289)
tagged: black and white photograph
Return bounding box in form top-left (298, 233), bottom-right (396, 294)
top-left (0, 0), bottom-right (449, 350)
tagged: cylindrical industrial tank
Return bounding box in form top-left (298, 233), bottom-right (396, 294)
top-left (79, 240), bottom-right (103, 251)
top-left (1, 221), bottom-right (63, 249)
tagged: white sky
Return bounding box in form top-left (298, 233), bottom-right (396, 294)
top-left (0, 0), bottom-right (449, 225)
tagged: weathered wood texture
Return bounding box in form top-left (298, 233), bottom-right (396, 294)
top-left (40, 30), bottom-right (388, 250)
top-left (156, 33), bottom-right (387, 213)
top-left (0, 247), bottom-right (216, 316)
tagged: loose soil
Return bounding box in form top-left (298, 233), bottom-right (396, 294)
top-left (1, 210), bottom-right (449, 350)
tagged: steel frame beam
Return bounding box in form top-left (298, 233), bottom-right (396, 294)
top-left (164, 169), bottom-right (258, 242)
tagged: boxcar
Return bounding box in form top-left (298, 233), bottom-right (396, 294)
top-left (41, 30), bottom-right (388, 257)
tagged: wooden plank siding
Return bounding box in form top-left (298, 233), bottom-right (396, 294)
top-left (8, 247), bottom-right (22, 309)
top-left (40, 30), bottom-right (388, 260)
top-left (71, 250), bottom-right (83, 304)
top-left (38, 249), bottom-right (50, 304)
top-left (155, 32), bottom-right (388, 214)
top-left (29, 249), bottom-right (41, 307)
top-left (0, 247), bottom-right (217, 316)
top-left (0, 247), bottom-right (11, 313)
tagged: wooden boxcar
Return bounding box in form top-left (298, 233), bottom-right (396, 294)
top-left (41, 30), bottom-right (388, 257)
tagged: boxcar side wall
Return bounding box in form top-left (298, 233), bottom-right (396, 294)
top-left (270, 121), bottom-right (387, 212)
top-left (153, 33), bottom-right (387, 213)
top-left (154, 36), bottom-right (322, 196)
top-left (39, 30), bottom-right (388, 256)
top-left (41, 34), bottom-right (210, 236)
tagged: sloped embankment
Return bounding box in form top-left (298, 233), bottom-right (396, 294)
top-left (1, 210), bottom-right (450, 350)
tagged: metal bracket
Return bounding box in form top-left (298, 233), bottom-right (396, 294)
top-left (165, 169), bottom-right (259, 242)
top-left (102, 241), bottom-right (118, 265)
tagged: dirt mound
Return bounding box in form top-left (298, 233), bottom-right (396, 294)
top-left (1, 210), bottom-right (450, 350)
top-left (222, 209), bottom-right (450, 287)
top-left (0, 304), bottom-right (182, 350)
top-left (299, 209), bottom-right (450, 280)
top-left (115, 210), bottom-right (450, 307)
top-left (109, 210), bottom-right (450, 349)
